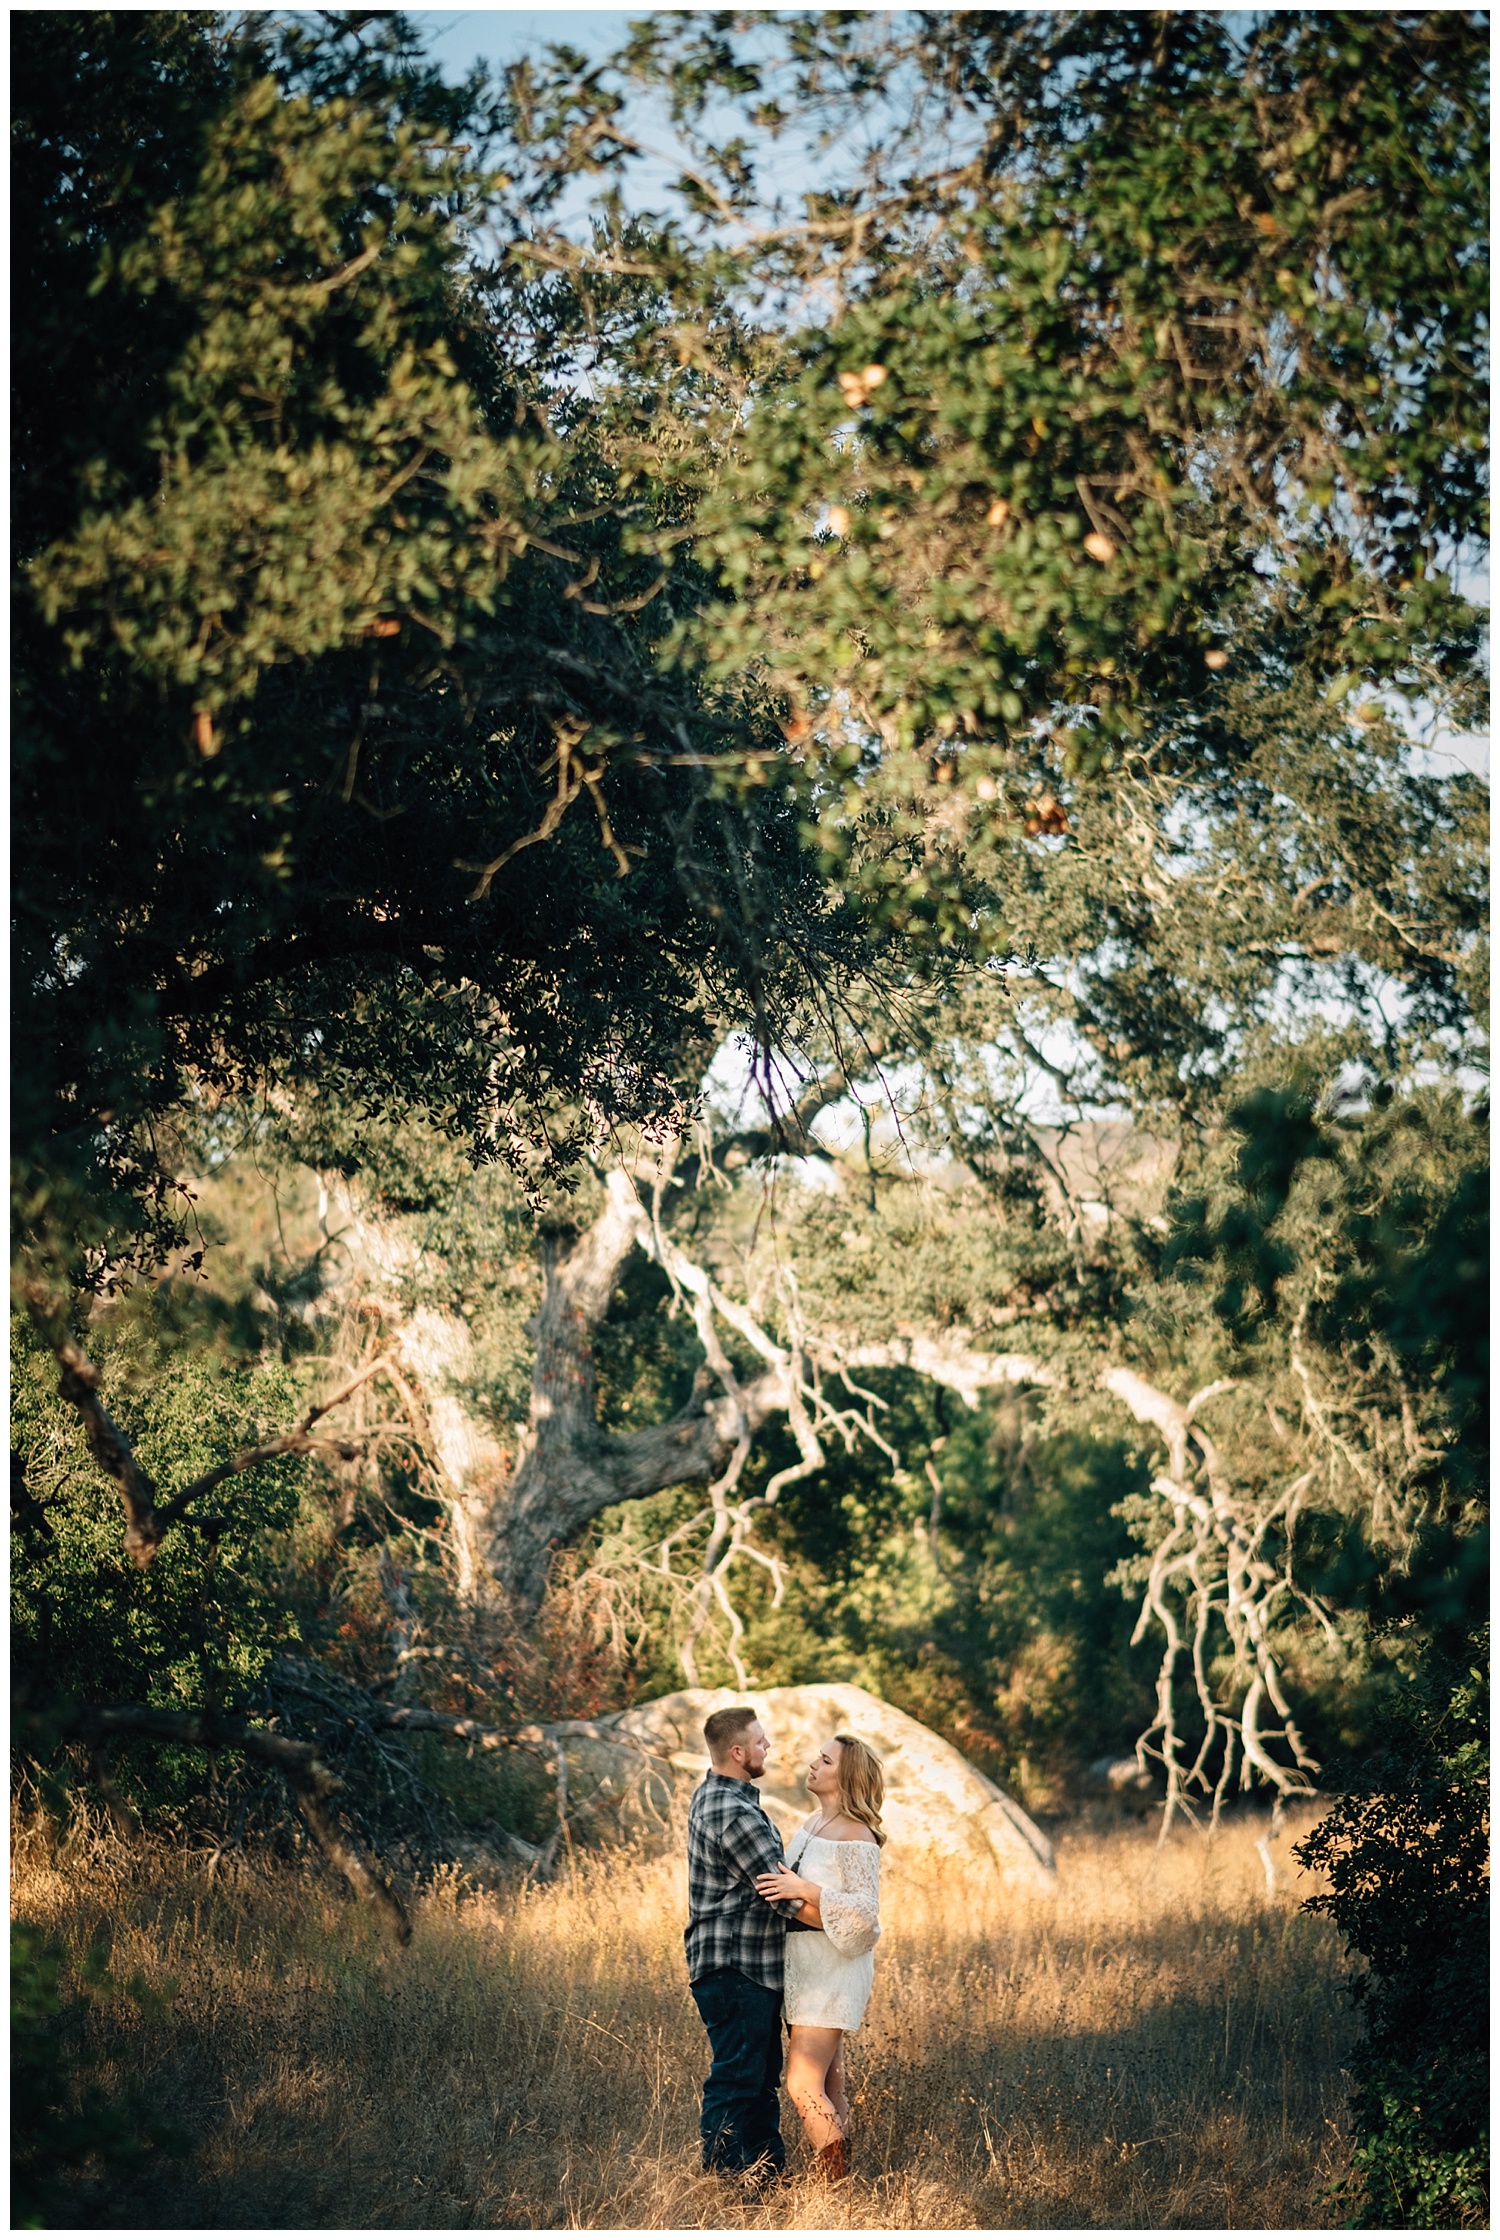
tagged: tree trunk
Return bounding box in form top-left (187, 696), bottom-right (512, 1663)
top-left (316, 1174), bottom-right (509, 1600)
top-left (327, 1158), bottom-right (1261, 1697)
top-left (482, 1170), bottom-right (789, 1611)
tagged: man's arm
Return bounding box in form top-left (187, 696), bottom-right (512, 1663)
top-left (720, 1804), bottom-right (818, 1923)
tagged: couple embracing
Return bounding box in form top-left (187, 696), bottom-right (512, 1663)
top-left (685, 1705), bottom-right (885, 2194)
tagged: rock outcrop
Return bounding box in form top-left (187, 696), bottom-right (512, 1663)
top-left (555, 1682), bottom-right (1056, 1891)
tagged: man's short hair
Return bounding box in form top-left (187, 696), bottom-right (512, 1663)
top-left (704, 1705), bottom-right (758, 1758)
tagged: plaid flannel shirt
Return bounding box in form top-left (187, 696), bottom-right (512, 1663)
top-left (684, 1771), bottom-right (803, 1991)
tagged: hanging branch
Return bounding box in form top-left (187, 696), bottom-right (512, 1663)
top-left (56, 1700), bottom-right (411, 1943)
top-left (24, 1289), bottom-right (392, 1570)
top-left (647, 1204), bottom-right (1335, 1818)
top-left (1099, 1369), bottom-right (1327, 1832)
top-left (632, 1160), bottom-right (846, 1685)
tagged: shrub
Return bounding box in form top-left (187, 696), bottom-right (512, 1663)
top-left (1296, 1631), bottom-right (1489, 2228)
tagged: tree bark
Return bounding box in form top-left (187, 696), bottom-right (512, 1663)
top-left (484, 1170), bottom-right (792, 1609)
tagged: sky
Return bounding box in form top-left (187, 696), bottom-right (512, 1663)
top-left (417, 5), bottom-right (838, 232)
top-left (417, 8), bottom-right (656, 80)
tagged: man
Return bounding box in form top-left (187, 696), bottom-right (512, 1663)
top-left (685, 1705), bottom-right (822, 2191)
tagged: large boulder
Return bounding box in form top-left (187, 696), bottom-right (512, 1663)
top-left (556, 1682), bottom-right (1056, 1891)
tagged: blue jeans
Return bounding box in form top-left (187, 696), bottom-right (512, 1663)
top-left (690, 1967), bottom-right (786, 2174)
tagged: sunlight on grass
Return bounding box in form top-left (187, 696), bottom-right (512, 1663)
top-left (13, 1809), bottom-right (1353, 2228)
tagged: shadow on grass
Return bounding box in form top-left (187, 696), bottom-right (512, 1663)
top-left (15, 1818), bottom-right (1353, 2231)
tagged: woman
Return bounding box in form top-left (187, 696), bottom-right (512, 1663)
top-left (754, 1733), bottom-right (885, 2181)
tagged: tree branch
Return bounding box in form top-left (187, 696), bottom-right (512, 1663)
top-left (50, 1330), bottom-right (164, 1567)
top-left (58, 1700), bottom-right (410, 1942)
top-left (30, 1301), bottom-right (395, 1568)
top-left (477, 1163), bottom-right (1328, 1820)
top-left (843, 1335), bottom-right (1053, 1410)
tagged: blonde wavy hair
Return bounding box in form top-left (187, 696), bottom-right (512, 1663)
top-left (832, 1733), bottom-right (887, 1847)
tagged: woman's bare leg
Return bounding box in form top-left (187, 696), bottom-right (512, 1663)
top-left (826, 2044), bottom-right (850, 2132)
top-left (784, 2025), bottom-right (846, 2152)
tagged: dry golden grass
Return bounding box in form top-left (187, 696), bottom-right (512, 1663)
top-left (14, 1808), bottom-right (1354, 2228)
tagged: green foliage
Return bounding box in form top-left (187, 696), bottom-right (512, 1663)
top-left (1296, 1635), bottom-right (1489, 2228)
top-left (1165, 1086), bottom-right (1334, 1337)
top-left (1163, 1079), bottom-right (1487, 1560)
top-left (28, 48), bottom-right (522, 704)
top-left (13, 9), bottom-right (862, 1276)
top-left (1146, 1073), bottom-right (1490, 2214)
top-left (11, 1304), bottom-right (309, 1740)
top-left (16, 12), bottom-right (1487, 1285)
top-left (934, 1420), bottom-right (1157, 1784)
top-left (501, 10), bottom-right (1487, 952)
top-left (11, 1919), bottom-right (185, 2227)
top-left (786, 646), bottom-right (1485, 1162)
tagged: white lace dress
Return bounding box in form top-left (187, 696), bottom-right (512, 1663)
top-left (782, 1824), bottom-right (882, 2032)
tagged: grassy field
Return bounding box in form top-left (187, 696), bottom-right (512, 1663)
top-left (14, 1806), bottom-right (1354, 2229)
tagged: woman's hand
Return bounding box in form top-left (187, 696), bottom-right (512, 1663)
top-left (754, 1863), bottom-right (817, 1904)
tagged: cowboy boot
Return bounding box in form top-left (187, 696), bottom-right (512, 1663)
top-left (816, 2134), bottom-right (850, 2182)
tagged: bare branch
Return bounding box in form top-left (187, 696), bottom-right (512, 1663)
top-left (844, 1335), bottom-right (1053, 1411)
top-left (28, 1294), bottom-right (398, 1568)
top-left (50, 1331), bottom-right (163, 1568)
top-left (154, 1430), bottom-right (364, 1536)
top-left (60, 1700), bottom-right (411, 1942)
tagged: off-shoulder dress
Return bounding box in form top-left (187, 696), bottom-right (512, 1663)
top-left (782, 1821), bottom-right (882, 2032)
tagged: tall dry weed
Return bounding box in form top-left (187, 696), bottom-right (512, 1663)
top-left (12, 1808), bottom-right (1352, 2228)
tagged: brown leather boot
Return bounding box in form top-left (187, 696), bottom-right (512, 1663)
top-left (817, 2135), bottom-right (850, 2182)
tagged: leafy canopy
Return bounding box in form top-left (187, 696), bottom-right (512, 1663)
top-left (16, 11), bottom-right (1488, 1282)
top-left (503, 12), bottom-right (1488, 769)
top-left (13, 10), bottom-right (858, 1273)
